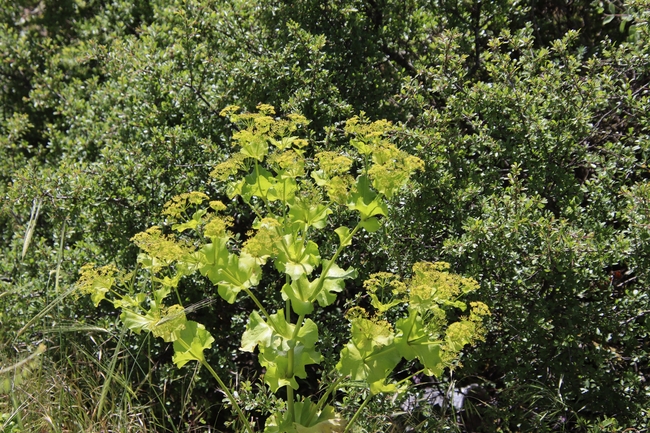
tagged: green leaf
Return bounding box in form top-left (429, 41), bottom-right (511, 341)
top-left (136, 253), bottom-right (165, 271)
top-left (120, 303), bottom-right (187, 343)
top-left (172, 209), bottom-right (207, 232)
top-left (294, 401), bottom-right (346, 433)
top-left (83, 271), bottom-right (114, 307)
top-left (276, 235), bottom-right (321, 281)
top-left (336, 316), bottom-right (401, 394)
top-left (297, 318), bottom-right (319, 349)
top-left (350, 138), bottom-right (372, 156)
top-left (240, 134), bottom-right (269, 161)
top-left (268, 178), bottom-right (298, 204)
top-left (265, 401), bottom-right (346, 433)
top-left (177, 251), bottom-right (204, 274)
top-left (310, 169), bottom-right (328, 186)
top-left (289, 201), bottom-right (332, 231)
top-left (151, 304), bottom-right (187, 342)
top-left (359, 217), bottom-right (381, 232)
top-left (198, 238), bottom-right (231, 283)
top-left (283, 279), bottom-right (315, 315)
top-left (198, 239), bottom-right (261, 303)
top-left (172, 219), bottom-right (199, 232)
top-left (347, 175), bottom-right (387, 219)
top-left (314, 261), bottom-right (357, 307)
top-left (153, 286), bottom-right (171, 306)
top-left (226, 178), bottom-right (246, 199)
top-left (153, 270), bottom-right (183, 290)
top-left (395, 313), bottom-right (444, 377)
top-left (369, 293), bottom-right (402, 313)
top-left (240, 310), bottom-right (277, 352)
top-left (172, 321), bottom-right (214, 367)
top-left (120, 309), bottom-right (158, 334)
top-left (269, 135), bottom-right (297, 150)
top-left (113, 293), bottom-right (147, 309)
top-left (334, 226), bottom-right (352, 247)
top-left (241, 310), bottom-right (320, 392)
top-left (216, 252), bottom-right (262, 303)
top-left (337, 342), bottom-right (400, 395)
top-left (241, 166), bottom-right (275, 202)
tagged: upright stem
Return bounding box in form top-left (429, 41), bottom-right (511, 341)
top-left (344, 392), bottom-right (374, 433)
top-left (285, 313), bottom-right (305, 424)
top-left (96, 327), bottom-right (126, 420)
top-left (242, 287), bottom-right (272, 324)
top-left (255, 161), bottom-right (268, 206)
top-left (173, 336), bottom-right (252, 433)
top-left (310, 223), bottom-right (361, 302)
top-left (9, 389), bottom-right (23, 431)
top-left (286, 386), bottom-right (295, 424)
top-left (315, 376), bottom-right (344, 412)
top-left (200, 359), bottom-right (253, 433)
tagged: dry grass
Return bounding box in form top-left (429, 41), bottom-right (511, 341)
top-left (1, 339), bottom-right (153, 433)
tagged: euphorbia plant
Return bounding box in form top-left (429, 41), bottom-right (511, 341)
top-left (77, 105), bottom-right (489, 432)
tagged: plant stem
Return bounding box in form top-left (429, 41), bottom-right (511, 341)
top-left (315, 376), bottom-right (344, 411)
top-left (200, 359), bottom-right (253, 433)
top-left (242, 287), bottom-right (272, 324)
top-left (255, 160), bottom-right (268, 206)
top-left (285, 313), bottom-right (305, 425)
top-left (287, 386), bottom-right (295, 424)
top-left (172, 336), bottom-right (252, 433)
top-left (96, 327), bottom-right (126, 420)
top-left (344, 391), bottom-right (374, 433)
top-left (9, 389), bottom-right (24, 431)
top-left (310, 223), bottom-right (361, 302)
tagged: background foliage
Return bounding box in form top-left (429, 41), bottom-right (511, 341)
top-left (1, 0), bottom-right (649, 431)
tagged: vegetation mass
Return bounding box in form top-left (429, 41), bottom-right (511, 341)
top-left (1, 0), bottom-right (649, 431)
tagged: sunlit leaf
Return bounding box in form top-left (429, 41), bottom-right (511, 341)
top-left (276, 235), bottom-right (321, 281)
top-left (172, 321), bottom-right (214, 367)
top-left (314, 261), bottom-right (357, 307)
top-left (289, 201), bottom-right (332, 231)
top-left (347, 175), bottom-right (388, 219)
top-left (334, 226), bottom-right (352, 247)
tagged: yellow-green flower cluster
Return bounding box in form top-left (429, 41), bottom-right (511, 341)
top-left (363, 272), bottom-right (407, 295)
top-left (344, 115), bottom-right (393, 140)
top-left (316, 151), bottom-right (353, 177)
top-left (162, 192), bottom-right (209, 221)
top-left (273, 113), bottom-right (309, 138)
top-left (368, 144), bottom-right (424, 198)
top-left (408, 262), bottom-right (480, 314)
top-left (222, 103), bottom-right (275, 134)
top-left (268, 150), bottom-right (305, 178)
top-left (325, 175), bottom-right (354, 205)
top-left (219, 105), bottom-right (241, 118)
top-left (344, 115), bottom-right (424, 198)
top-left (209, 200), bottom-right (227, 212)
top-left (313, 151), bottom-right (355, 204)
top-left (210, 153), bottom-right (248, 181)
top-left (444, 319), bottom-right (483, 354)
top-left (469, 301), bottom-right (490, 321)
top-left (151, 304), bottom-right (187, 342)
top-left (130, 226), bottom-right (192, 264)
top-left (204, 215), bottom-right (233, 239)
top-left (219, 104), bottom-right (309, 153)
top-left (76, 263), bottom-right (120, 306)
top-left (345, 306), bottom-right (369, 321)
top-left (242, 218), bottom-right (282, 262)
